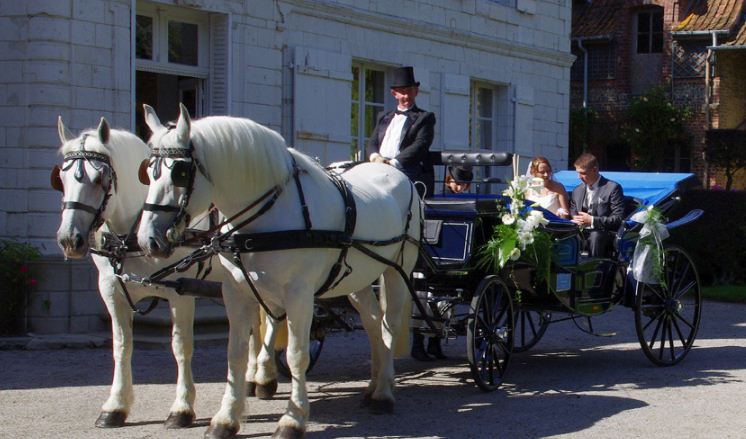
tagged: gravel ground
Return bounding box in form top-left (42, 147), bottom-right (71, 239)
top-left (1, 299), bottom-right (745, 438)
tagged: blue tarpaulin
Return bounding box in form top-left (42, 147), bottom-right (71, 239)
top-left (553, 171), bottom-right (699, 207)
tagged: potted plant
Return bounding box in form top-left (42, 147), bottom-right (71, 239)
top-left (0, 240), bottom-right (40, 335)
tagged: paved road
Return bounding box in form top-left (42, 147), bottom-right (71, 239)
top-left (1, 299), bottom-right (745, 438)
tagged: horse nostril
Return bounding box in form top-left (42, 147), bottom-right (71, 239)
top-left (149, 237), bottom-right (160, 252)
top-left (73, 234), bottom-right (84, 250)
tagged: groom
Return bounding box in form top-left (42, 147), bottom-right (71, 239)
top-left (569, 153), bottom-right (625, 257)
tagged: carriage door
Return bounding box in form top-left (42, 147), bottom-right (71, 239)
top-left (134, 2), bottom-right (218, 140)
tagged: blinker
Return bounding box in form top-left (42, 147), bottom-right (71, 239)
top-left (138, 159), bottom-right (150, 185)
top-left (51, 165), bottom-right (64, 192)
top-left (171, 160), bottom-right (192, 187)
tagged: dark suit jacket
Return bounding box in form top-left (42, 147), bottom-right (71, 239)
top-left (569, 176), bottom-right (625, 232)
top-left (366, 105), bottom-right (436, 194)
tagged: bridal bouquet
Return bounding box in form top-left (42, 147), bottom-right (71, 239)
top-left (480, 176), bottom-right (552, 281)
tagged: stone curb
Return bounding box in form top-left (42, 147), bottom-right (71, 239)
top-left (0, 334), bottom-right (109, 351)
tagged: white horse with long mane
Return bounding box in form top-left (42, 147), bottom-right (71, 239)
top-left (52, 117), bottom-right (277, 429)
top-left (137, 104), bottom-right (421, 439)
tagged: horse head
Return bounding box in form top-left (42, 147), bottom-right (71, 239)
top-left (53, 116), bottom-right (121, 258)
top-left (137, 103), bottom-right (212, 258)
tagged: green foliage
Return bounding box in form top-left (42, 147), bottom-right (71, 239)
top-left (621, 85), bottom-right (691, 171)
top-left (705, 129), bottom-right (746, 191)
top-left (702, 284), bottom-right (746, 303)
top-left (569, 107), bottom-right (598, 161)
top-left (0, 240), bottom-right (40, 335)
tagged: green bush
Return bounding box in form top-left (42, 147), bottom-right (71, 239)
top-left (0, 240), bottom-right (41, 335)
top-left (668, 190), bottom-right (746, 285)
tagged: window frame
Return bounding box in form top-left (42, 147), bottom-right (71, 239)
top-left (351, 63), bottom-right (388, 161)
top-left (469, 82), bottom-right (497, 151)
top-left (636, 9), bottom-right (664, 54)
top-left (135, 2), bottom-right (210, 79)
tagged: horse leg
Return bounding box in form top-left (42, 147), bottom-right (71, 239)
top-left (206, 278), bottom-right (257, 439)
top-left (366, 267), bottom-right (411, 414)
top-left (252, 310), bottom-right (280, 399)
top-left (347, 284), bottom-right (384, 403)
top-left (164, 294), bottom-right (197, 428)
top-left (96, 280), bottom-right (135, 428)
top-left (273, 288), bottom-right (313, 439)
top-left (244, 311), bottom-right (260, 397)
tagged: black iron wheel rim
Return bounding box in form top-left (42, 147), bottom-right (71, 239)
top-left (634, 245), bottom-right (701, 366)
top-left (467, 276), bottom-right (513, 392)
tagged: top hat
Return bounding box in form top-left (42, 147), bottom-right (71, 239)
top-left (449, 165), bottom-right (473, 182)
top-left (390, 66), bottom-right (420, 88)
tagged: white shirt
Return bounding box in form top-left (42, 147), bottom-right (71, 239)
top-left (585, 178), bottom-right (600, 228)
top-left (379, 107), bottom-right (411, 168)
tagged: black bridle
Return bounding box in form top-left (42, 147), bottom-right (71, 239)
top-left (141, 136), bottom-right (211, 244)
top-left (54, 134), bottom-right (117, 233)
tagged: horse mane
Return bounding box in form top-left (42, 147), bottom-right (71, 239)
top-left (189, 116), bottom-right (292, 194)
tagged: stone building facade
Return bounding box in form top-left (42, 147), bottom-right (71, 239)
top-left (0, 0), bottom-right (573, 334)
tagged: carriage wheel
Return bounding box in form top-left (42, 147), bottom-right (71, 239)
top-left (467, 276), bottom-right (514, 392)
top-left (634, 245), bottom-right (701, 366)
top-left (512, 310), bottom-right (550, 353)
top-left (275, 331), bottom-right (325, 379)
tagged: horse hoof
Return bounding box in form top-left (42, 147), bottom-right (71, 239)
top-left (272, 425), bottom-right (305, 439)
top-left (247, 381), bottom-right (256, 397)
top-left (165, 410), bottom-right (195, 429)
top-left (95, 410), bottom-right (127, 428)
top-left (368, 398), bottom-right (394, 415)
top-left (255, 379), bottom-right (278, 400)
top-left (204, 423), bottom-right (239, 439)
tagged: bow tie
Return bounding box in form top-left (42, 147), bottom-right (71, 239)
top-left (395, 109), bottom-right (411, 115)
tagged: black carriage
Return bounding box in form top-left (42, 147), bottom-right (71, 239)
top-left (413, 151), bottom-right (703, 391)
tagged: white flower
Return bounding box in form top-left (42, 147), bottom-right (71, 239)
top-left (502, 214), bottom-right (515, 225)
top-left (510, 247), bottom-right (521, 260)
top-left (529, 177), bottom-right (544, 191)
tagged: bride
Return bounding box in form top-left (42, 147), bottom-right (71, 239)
top-left (526, 156), bottom-right (570, 219)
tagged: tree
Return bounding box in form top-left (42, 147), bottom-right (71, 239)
top-left (621, 85), bottom-right (691, 171)
top-left (705, 129), bottom-right (746, 191)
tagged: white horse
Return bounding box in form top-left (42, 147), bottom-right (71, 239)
top-left (136, 104), bottom-right (420, 439)
top-left (52, 117), bottom-right (277, 429)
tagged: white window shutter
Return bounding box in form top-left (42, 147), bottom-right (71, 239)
top-left (293, 47), bottom-right (352, 164)
top-left (209, 13), bottom-right (231, 115)
top-left (441, 73), bottom-right (470, 150)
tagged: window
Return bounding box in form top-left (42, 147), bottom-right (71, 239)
top-left (135, 2), bottom-right (212, 140)
top-left (470, 85), bottom-right (495, 150)
top-left (637, 9), bottom-right (664, 54)
top-left (571, 42), bottom-right (616, 81)
top-left (351, 64), bottom-right (386, 161)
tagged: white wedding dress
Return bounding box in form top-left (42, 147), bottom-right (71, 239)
top-left (527, 190), bottom-right (563, 216)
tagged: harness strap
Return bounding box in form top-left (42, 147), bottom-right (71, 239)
top-left (143, 203), bottom-right (181, 213)
top-left (231, 249), bottom-right (286, 321)
top-left (292, 159), bottom-right (313, 230)
top-left (62, 201), bottom-right (100, 215)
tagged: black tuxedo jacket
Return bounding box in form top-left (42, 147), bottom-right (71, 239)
top-left (366, 105), bottom-right (436, 194)
top-left (569, 176), bottom-right (625, 232)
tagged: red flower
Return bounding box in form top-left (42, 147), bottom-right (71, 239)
top-left (19, 265), bottom-right (29, 273)
top-left (28, 278), bottom-right (38, 286)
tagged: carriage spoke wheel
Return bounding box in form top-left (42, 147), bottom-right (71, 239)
top-left (513, 310), bottom-right (550, 353)
top-left (275, 330), bottom-right (325, 379)
top-left (634, 245), bottom-right (701, 366)
top-left (467, 276), bottom-right (514, 392)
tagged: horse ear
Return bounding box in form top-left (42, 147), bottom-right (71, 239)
top-left (138, 159), bottom-right (150, 186)
top-left (176, 103), bottom-right (192, 147)
top-left (51, 165), bottom-right (64, 192)
top-left (97, 117), bottom-right (110, 144)
top-left (57, 116), bottom-right (73, 144)
top-left (143, 104), bottom-right (163, 134)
